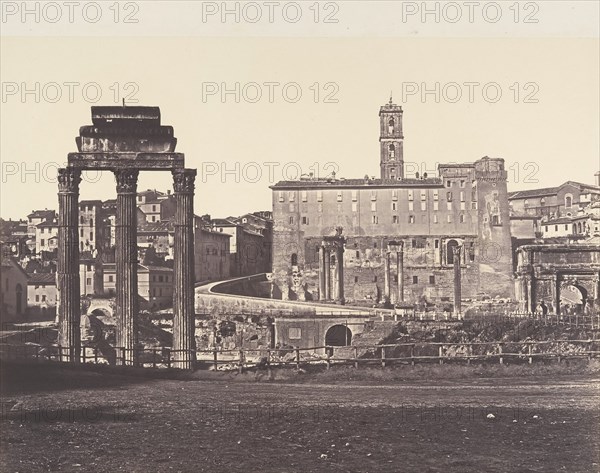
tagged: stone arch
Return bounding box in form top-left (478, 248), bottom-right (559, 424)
top-left (325, 324), bottom-right (352, 346)
top-left (559, 283), bottom-right (587, 315)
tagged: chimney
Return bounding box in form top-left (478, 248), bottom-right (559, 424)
top-left (595, 171), bottom-right (600, 187)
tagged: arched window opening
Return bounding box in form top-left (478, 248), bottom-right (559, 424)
top-left (388, 144), bottom-right (395, 159)
top-left (388, 118), bottom-right (395, 134)
top-left (446, 239), bottom-right (459, 265)
top-left (291, 253), bottom-right (298, 266)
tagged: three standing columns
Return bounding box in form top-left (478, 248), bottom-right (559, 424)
top-left (57, 168), bottom-right (82, 362)
top-left (114, 170), bottom-right (140, 366)
top-left (172, 169), bottom-right (197, 370)
top-left (57, 167), bottom-right (197, 369)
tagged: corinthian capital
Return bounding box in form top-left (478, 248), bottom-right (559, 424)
top-left (173, 169), bottom-right (196, 194)
top-left (58, 168), bottom-right (82, 193)
top-left (114, 169), bottom-right (139, 193)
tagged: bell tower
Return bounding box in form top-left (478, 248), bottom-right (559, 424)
top-left (379, 97), bottom-right (404, 180)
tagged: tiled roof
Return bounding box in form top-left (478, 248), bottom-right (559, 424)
top-left (28, 210), bottom-right (55, 219)
top-left (507, 187), bottom-right (559, 200)
top-left (27, 273), bottom-right (56, 285)
top-left (37, 220), bottom-right (59, 228)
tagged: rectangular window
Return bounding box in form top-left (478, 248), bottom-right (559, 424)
top-left (391, 189), bottom-right (398, 201)
top-left (318, 203), bottom-right (323, 212)
top-left (420, 202), bottom-right (427, 211)
top-left (352, 202), bottom-right (358, 212)
top-left (446, 180), bottom-right (452, 188)
top-left (392, 215), bottom-right (399, 224)
top-left (278, 192), bottom-right (284, 202)
top-left (90, 232), bottom-right (94, 241)
top-left (447, 192), bottom-right (453, 202)
top-left (433, 190), bottom-right (439, 201)
top-left (433, 201), bottom-right (439, 211)
top-left (471, 188), bottom-right (477, 201)
top-left (352, 190), bottom-right (358, 201)
top-left (288, 328), bottom-right (302, 340)
top-left (108, 275), bottom-right (114, 282)
top-left (420, 190), bottom-right (426, 201)
top-left (373, 276), bottom-right (378, 282)
top-left (355, 250), bottom-right (360, 258)
top-left (391, 202), bottom-right (397, 211)
top-left (337, 191), bottom-right (343, 202)
top-left (354, 276), bottom-right (358, 283)
top-left (289, 203), bottom-right (295, 212)
top-left (409, 215), bottom-right (415, 224)
top-left (460, 214), bottom-right (465, 223)
top-left (371, 190), bottom-right (377, 201)
top-left (412, 276), bottom-right (418, 284)
top-left (460, 202), bottom-right (466, 211)
top-left (408, 190), bottom-right (414, 201)
top-left (42, 295), bottom-right (46, 302)
top-left (434, 239), bottom-right (439, 249)
top-left (371, 202), bottom-right (377, 212)
top-left (35, 295), bottom-right (40, 302)
top-left (447, 202), bottom-right (453, 211)
top-left (447, 215), bottom-right (453, 223)
top-left (301, 191), bottom-right (307, 202)
top-left (86, 277), bottom-right (91, 285)
top-left (40, 239), bottom-right (45, 246)
top-left (429, 275), bottom-right (435, 284)
top-left (317, 190), bottom-right (323, 202)
top-left (301, 216), bottom-right (309, 225)
top-left (288, 191), bottom-right (295, 202)
top-left (460, 191), bottom-right (465, 202)
top-left (372, 215), bottom-right (378, 224)
top-left (409, 202), bottom-right (414, 211)
top-left (471, 202), bottom-right (477, 210)
top-left (460, 180), bottom-right (465, 188)
top-left (433, 214), bottom-right (438, 224)
top-left (289, 216), bottom-right (295, 225)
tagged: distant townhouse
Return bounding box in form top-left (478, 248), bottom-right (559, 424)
top-left (26, 272), bottom-right (57, 317)
top-left (0, 255), bottom-right (28, 320)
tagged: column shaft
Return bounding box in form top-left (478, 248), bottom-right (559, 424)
top-left (397, 243), bottom-right (404, 303)
top-left (57, 168), bottom-right (81, 363)
top-left (336, 245), bottom-right (345, 304)
top-left (318, 245), bottom-right (326, 301)
top-left (172, 169), bottom-right (197, 370)
top-left (384, 252), bottom-right (391, 302)
top-left (115, 170), bottom-right (139, 366)
top-left (324, 250), bottom-right (331, 300)
top-left (453, 246), bottom-right (462, 317)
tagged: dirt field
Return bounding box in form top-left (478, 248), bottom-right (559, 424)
top-left (1, 363), bottom-right (599, 473)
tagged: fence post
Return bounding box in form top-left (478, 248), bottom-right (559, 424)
top-left (326, 348), bottom-right (331, 370)
top-left (82, 347), bottom-right (86, 364)
top-left (528, 344), bottom-right (532, 364)
top-left (57, 344), bottom-right (63, 362)
top-left (239, 349), bottom-right (245, 374)
top-left (381, 347), bottom-right (386, 369)
top-left (266, 349), bottom-right (272, 378)
top-left (295, 348), bottom-right (300, 370)
top-left (438, 345), bottom-right (444, 365)
top-left (498, 343), bottom-right (503, 365)
top-left (212, 347), bottom-right (218, 371)
top-left (354, 347), bottom-right (359, 369)
top-left (166, 349), bottom-right (171, 369)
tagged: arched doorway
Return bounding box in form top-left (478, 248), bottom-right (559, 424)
top-left (325, 324), bottom-right (352, 346)
top-left (560, 284), bottom-right (587, 315)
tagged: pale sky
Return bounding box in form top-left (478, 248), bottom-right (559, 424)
top-left (1, 3), bottom-right (598, 220)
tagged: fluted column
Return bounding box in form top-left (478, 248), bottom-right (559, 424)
top-left (114, 169), bottom-right (139, 366)
top-left (57, 168), bottom-right (81, 363)
top-left (453, 245), bottom-right (462, 317)
top-left (318, 245), bottom-right (326, 300)
top-left (397, 242), bottom-right (404, 303)
top-left (173, 169), bottom-right (197, 370)
top-left (335, 244), bottom-right (345, 305)
top-left (324, 249), bottom-right (331, 300)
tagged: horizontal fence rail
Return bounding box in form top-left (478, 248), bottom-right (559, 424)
top-left (1, 340), bottom-right (598, 371)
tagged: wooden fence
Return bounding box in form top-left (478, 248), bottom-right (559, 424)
top-left (1, 339), bottom-right (598, 371)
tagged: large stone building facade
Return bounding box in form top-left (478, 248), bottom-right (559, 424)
top-left (271, 102), bottom-right (513, 306)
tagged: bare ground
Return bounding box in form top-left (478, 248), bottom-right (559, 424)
top-left (1, 362), bottom-right (599, 473)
